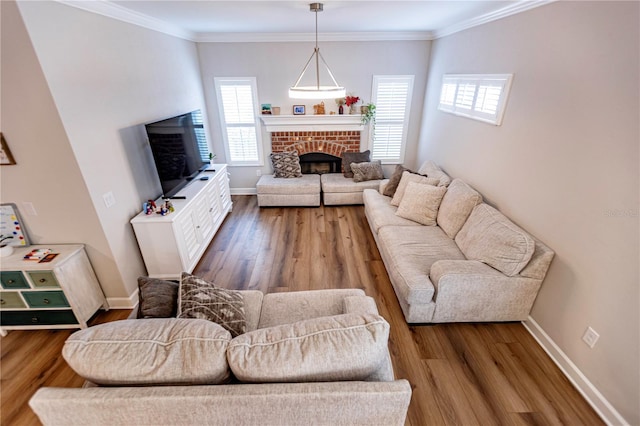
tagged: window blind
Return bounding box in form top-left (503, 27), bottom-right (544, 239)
top-left (437, 74), bottom-right (513, 125)
top-left (214, 78), bottom-right (263, 165)
top-left (370, 75), bottom-right (414, 163)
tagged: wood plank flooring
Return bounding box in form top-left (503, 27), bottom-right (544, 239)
top-left (1, 195), bottom-right (603, 425)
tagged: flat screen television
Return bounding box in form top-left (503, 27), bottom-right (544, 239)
top-left (145, 110), bottom-right (208, 198)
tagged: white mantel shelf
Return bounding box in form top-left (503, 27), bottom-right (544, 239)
top-left (260, 115), bottom-right (364, 132)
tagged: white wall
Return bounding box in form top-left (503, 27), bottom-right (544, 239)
top-left (8, 1), bottom-right (207, 301)
top-left (197, 40), bottom-right (431, 190)
top-left (418, 2), bottom-right (639, 423)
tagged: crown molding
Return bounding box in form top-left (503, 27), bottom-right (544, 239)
top-left (194, 31), bottom-right (434, 43)
top-left (55, 0), bottom-right (197, 41)
top-left (434, 0), bottom-right (557, 39)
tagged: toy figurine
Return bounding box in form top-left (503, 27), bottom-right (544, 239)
top-left (163, 198), bottom-right (175, 213)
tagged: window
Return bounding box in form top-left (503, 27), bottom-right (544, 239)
top-left (438, 74), bottom-right (513, 125)
top-left (214, 77), bottom-right (263, 166)
top-left (370, 75), bottom-right (414, 164)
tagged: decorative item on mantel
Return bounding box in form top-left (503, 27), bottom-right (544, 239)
top-left (313, 102), bottom-right (326, 115)
top-left (361, 102), bottom-right (376, 125)
top-left (345, 95), bottom-right (360, 114)
top-left (335, 98), bottom-right (345, 115)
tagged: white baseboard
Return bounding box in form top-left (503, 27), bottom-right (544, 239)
top-left (522, 316), bottom-right (628, 426)
top-left (106, 288), bottom-right (138, 309)
top-left (231, 188), bottom-right (257, 195)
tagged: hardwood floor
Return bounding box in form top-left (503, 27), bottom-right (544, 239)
top-left (1, 195), bottom-right (603, 425)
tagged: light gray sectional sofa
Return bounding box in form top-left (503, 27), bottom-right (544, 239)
top-left (364, 161), bottom-right (555, 324)
top-left (29, 289), bottom-right (411, 425)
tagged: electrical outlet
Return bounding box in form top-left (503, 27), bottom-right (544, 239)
top-left (582, 327), bottom-right (600, 348)
top-left (102, 191), bottom-right (116, 208)
top-left (256, 170), bottom-right (262, 177)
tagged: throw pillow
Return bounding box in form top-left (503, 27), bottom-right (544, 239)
top-left (63, 318), bottom-right (231, 385)
top-left (395, 182), bottom-right (447, 226)
top-left (136, 276), bottom-right (178, 319)
top-left (455, 204), bottom-right (535, 276)
top-left (227, 313), bottom-right (389, 383)
top-left (270, 151), bottom-right (302, 178)
top-left (417, 160), bottom-right (452, 187)
top-left (383, 164), bottom-right (412, 197)
top-left (351, 160), bottom-right (384, 182)
top-left (390, 171), bottom-right (440, 207)
top-left (436, 178), bottom-right (483, 239)
top-left (177, 272), bottom-right (246, 337)
top-left (341, 150), bottom-right (370, 178)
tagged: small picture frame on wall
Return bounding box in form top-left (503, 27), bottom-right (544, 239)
top-left (0, 133), bottom-right (16, 165)
top-left (293, 105), bottom-right (306, 115)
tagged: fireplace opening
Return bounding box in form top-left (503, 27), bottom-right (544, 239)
top-left (299, 153), bottom-right (341, 175)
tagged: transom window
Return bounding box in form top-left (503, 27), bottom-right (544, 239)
top-left (438, 74), bottom-right (513, 125)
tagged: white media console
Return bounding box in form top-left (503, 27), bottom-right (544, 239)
top-left (130, 164), bottom-right (232, 279)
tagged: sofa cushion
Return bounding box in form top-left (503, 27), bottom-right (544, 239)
top-left (455, 204), bottom-right (535, 277)
top-left (363, 189), bottom-right (422, 234)
top-left (63, 318), bottom-right (231, 386)
top-left (137, 276), bottom-right (178, 319)
top-left (437, 178), bottom-right (483, 239)
top-left (227, 313), bottom-right (389, 383)
top-left (341, 150), bottom-right (370, 178)
top-left (320, 173), bottom-right (380, 193)
top-left (177, 272), bottom-right (246, 337)
top-left (396, 182), bottom-right (447, 226)
top-left (270, 151), bottom-right (302, 178)
top-left (417, 160), bottom-right (451, 187)
top-left (390, 171), bottom-right (440, 207)
top-left (351, 160), bottom-right (384, 182)
top-left (382, 164), bottom-right (411, 197)
top-left (377, 226), bottom-right (465, 304)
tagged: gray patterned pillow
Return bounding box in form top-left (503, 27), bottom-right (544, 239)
top-left (350, 160), bottom-right (384, 182)
top-left (177, 273), bottom-right (246, 337)
top-left (342, 150), bottom-right (370, 178)
top-left (270, 151), bottom-right (302, 178)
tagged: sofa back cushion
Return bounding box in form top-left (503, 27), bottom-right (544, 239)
top-left (455, 204), bottom-right (535, 276)
top-left (63, 318), bottom-right (231, 386)
top-left (417, 160), bottom-right (451, 187)
top-left (437, 178), bottom-right (483, 239)
top-left (227, 313), bottom-right (390, 383)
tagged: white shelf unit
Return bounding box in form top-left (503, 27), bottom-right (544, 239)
top-left (131, 164), bottom-right (232, 279)
top-left (0, 244), bottom-right (108, 335)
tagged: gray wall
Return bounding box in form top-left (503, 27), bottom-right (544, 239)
top-left (197, 40), bottom-right (431, 191)
top-left (418, 2), bottom-right (639, 423)
top-left (5, 1), bottom-right (207, 302)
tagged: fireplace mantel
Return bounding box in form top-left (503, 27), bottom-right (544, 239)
top-left (260, 115), bottom-right (364, 132)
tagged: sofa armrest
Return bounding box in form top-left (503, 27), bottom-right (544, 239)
top-left (379, 178), bottom-right (390, 194)
top-left (344, 295), bottom-right (379, 315)
top-left (30, 381), bottom-right (412, 426)
top-left (429, 260), bottom-right (543, 322)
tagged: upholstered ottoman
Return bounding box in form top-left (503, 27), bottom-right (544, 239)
top-left (257, 174), bottom-right (321, 207)
top-left (321, 173), bottom-right (382, 205)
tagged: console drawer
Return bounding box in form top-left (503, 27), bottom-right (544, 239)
top-left (0, 292), bottom-right (27, 309)
top-left (0, 272), bottom-right (29, 289)
top-left (28, 271), bottom-right (60, 288)
top-left (22, 291), bottom-right (70, 308)
top-left (0, 310), bottom-right (78, 326)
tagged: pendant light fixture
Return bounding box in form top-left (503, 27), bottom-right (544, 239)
top-left (288, 3), bottom-right (346, 99)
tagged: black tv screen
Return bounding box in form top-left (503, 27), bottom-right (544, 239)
top-left (145, 110), bottom-right (208, 198)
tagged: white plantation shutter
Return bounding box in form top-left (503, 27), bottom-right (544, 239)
top-left (370, 75), bottom-right (414, 163)
top-left (438, 74), bottom-right (513, 125)
top-left (214, 77), bottom-right (263, 165)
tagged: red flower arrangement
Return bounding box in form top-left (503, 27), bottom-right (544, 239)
top-left (345, 96), bottom-right (360, 106)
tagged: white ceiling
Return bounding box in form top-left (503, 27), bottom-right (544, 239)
top-left (59, 0), bottom-right (552, 41)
